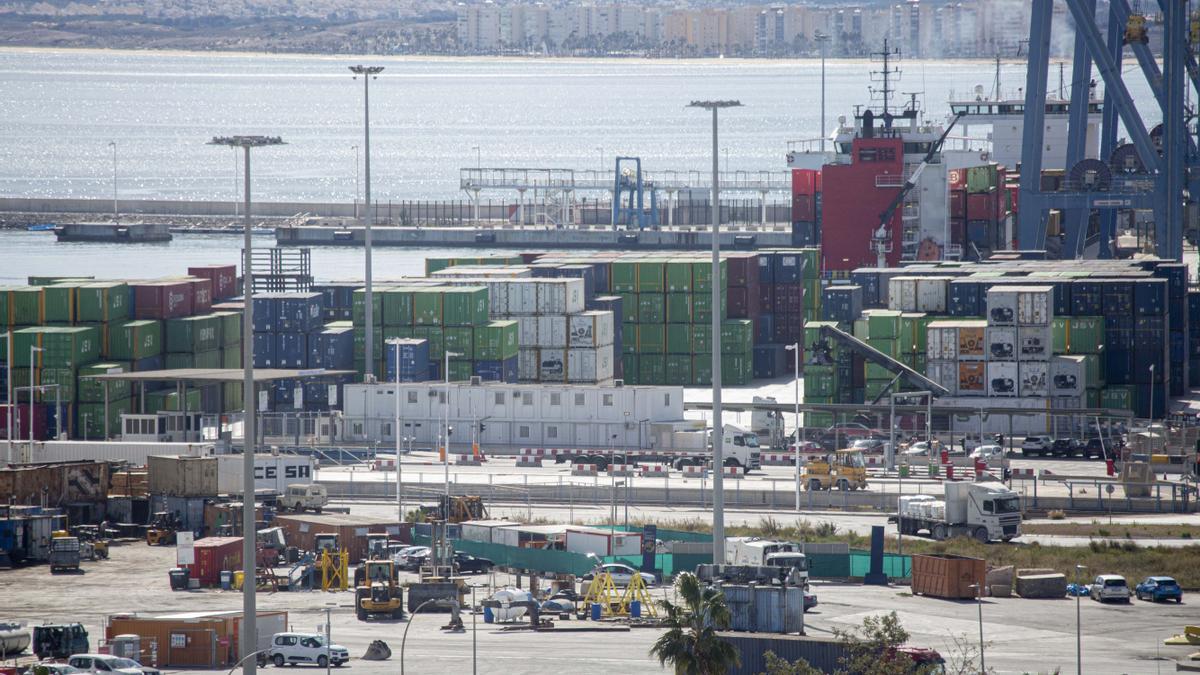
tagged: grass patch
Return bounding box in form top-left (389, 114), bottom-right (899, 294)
top-left (1021, 522), bottom-right (1200, 539)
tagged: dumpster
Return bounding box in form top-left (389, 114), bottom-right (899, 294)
top-left (169, 568), bottom-right (189, 591)
top-left (220, 570), bottom-right (233, 590)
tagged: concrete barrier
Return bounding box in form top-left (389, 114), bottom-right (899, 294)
top-left (571, 463), bottom-right (597, 477)
top-left (456, 454), bottom-right (482, 466)
top-left (607, 464), bottom-right (635, 477)
top-left (722, 466), bottom-right (745, 480)
top-left (760, 453), bottom-right (799, 467)
top-left (371, 458), bottom-right (396, 471)
top-left (516, 457), bottom-right (544, 468)
top-left (682, 465), bottom-right (707, 479)
top-left (639, 465), bottom-right (669, 478)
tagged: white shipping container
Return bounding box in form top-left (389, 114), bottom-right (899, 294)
top-left (887, 277), bottom-right (919, 312)
top-left (517, 316), bottom-right (539, 347)
top-left (30, 441), bottom-right (213, 466)
top-left (568, 311), bottom-right (615, 348)
top-left (926, 323), bottom-right (958, 361)
top-left (1016, 286), bottom-right (1054, 326)
top-left (518, 348), bottom-right (540, 382)
top-left (1019, 361), bottom-right (1049, 397)
top-left (985, 287), bottom-right (1018, 325)
top-left (1018, 325), bottom-right (1053, 360)
top-left (537, 278), bottom-right (586, 315)
top-left (915, 276), bottom-right (951, 313)
top-left (567, 347), bottom-right (614, 383)
top-left (564, 527), bottom-right (642, 557)
top-left (505, 280), bottom-right (538, 315)
top-left (943, 395), bottom-right (1052, 435)
top-left (536, 315), bottom-right (568, 348)
top-left (487, 280), bottom-right (510, 315)
top-left (986, 361), bottom-right (1019, 397)
top-left (460, 520), bottom-right (521, 544)
top-left (215, 454), bottom-right (316, 494)
top-left (925, 361), bottom-right (958, 395)
top-left (538, 348), bottom-right (568, 383)
top-left (1050, 355), bottom-right (1087, 396)
top-left (985, 326), bottom-right (1017, 360)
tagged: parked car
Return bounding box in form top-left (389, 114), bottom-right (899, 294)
top-left (453, 552), bottom-right (495, 574)
top-left (901, 442), bottom-right (932, 457)
top-left (395, 546), bottom-right (429, 570)
top-left (803, 589), bottom-right (818, 612)
top-left (268, 633), bottom-right (350, 668)
top-left (961, 434), bottom-right (1001, 453)
top-left (581, 563), bottom-right (657, 587)
top-left (1021, 436), bottom-right (1052, 457)
top-left (1089, 574), bottom-right (1132, 603)
top-left (969, 445), bottom-right (1006, 462)
top-left (1081, 438), bottom-right (1108, 460)
top-left (66, 655), bottom-right (160, 675)
top-left (1135, 576), bottom-right (1183, 603)
top-left (32, 665), bottom-right (82, 675)
top-left (1050, 438), bottom-right (1081, 458)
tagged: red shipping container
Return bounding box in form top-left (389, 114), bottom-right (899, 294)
top-left (185, 277), bottom-right (213, 314)
top-left (728, 287), bottom-right (749, 318)
top-left (1007, 185), bottom-right (1020, 215)
top-left (188, 265), bottom-right (238, 300)
top-left (133, 280), bottom-right (194, 319)
top-left (792, 195), bottom-right (816, 223)
top-left (726, 253), bottom-right (757, 288)
top-left (772, 283), bottom-right (804, 315)
top-left (183, 536), bottom-right (244, 586)
top-left (758, 283), bottom-right (774, 310)
top-left (743, 277), bottom-right (761, 318)
top-left (773, 316), bottom-right (804, 343)
top-left (791, 169), bottom-right (817, 197)
top-left (0, 403), bottom-right (49, 441)
top-left (967, 191), bottom-right (998, 221)
top-left (948, 167), bottom-right (967, 190)
top-left (950, 218), bottom-right (966, 245)
top-left (949, 190), bottom-right (966, 219)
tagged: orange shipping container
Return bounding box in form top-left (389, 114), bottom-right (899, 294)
top-left (957, 325), bottom-right (986, 359)
top-left (958, 362), bottom-right (985, 392)
top-left (910, 554), bottom-right (985, 599)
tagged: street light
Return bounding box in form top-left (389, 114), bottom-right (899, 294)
top-left (208, 133), bottom-right (285, 675)
top-left (350, 64), bottom-right (384, 382)
top-left (444, 350), bottom-right (462, 497)
top-left (352, 145), bottom-right (359, 220)
top-left (387, 337), bottom-right (405, 522)
top-left (1148, 364), bottom-right (1156, 452)
top-left (968, 583), bottom-right (985, 671)
top-left (472, 145), bottom-right (481, 169)
top-left (784, 342), bottom-right (801, 511)
top-left (688, 99), bottom-right (742, 564)
top-left (107, 141), bottom-right (118, 224)
top-left (2, 331), bottom-right (11, 465)
top-left (813, 31), bottom-right (830, 153)
top-left (1076, 563), bottom-right (1087, 674)
top-left (28, 346), bottom-right (42, 452)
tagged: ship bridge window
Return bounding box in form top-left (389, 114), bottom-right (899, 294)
top-left (857, 147), bottom-right (895, 162)
top-left (838, 142), bottom-right (852, 154)
top-left (903, 142), bottom-right (932, 154)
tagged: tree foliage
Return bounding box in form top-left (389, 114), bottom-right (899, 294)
top-left (650, 572), bottom-right (741, 675)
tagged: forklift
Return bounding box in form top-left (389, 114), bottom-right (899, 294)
top-left (145, 512), bottom-right (181, 546)
top-left (354, 560), bottom-right (404, 620)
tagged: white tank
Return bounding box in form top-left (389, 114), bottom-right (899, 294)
top-left (0, 621), bottom-right (31, 655)
top-left (489, 588), bottom-right (533, 622)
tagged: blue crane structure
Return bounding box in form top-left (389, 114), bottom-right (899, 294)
top-left (1018, 0), bottom-right (1193, 261)
top-left (610, 156), bottom-right (659, 230)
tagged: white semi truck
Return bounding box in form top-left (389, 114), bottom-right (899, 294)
top-left (554, 422), bottom-right (761, 472)
top-left (725, 537), bottom-right (809, 585)
top-left (897, 481), bottom-right (1021, 543)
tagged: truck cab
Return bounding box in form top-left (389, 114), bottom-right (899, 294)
top-left (717, 424), bottom-right (762, 470)
top-left (725, 537), bottom-right (809, 585)
top-left (955, 482), bottom-right (1021, 542)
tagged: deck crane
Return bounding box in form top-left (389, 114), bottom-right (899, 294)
top-left (871, 112), bottom-right (967, 267)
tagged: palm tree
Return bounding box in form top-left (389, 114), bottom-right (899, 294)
top-left (650, 573), bottom-right (740, 675)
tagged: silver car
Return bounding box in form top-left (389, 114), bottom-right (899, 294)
top-left (1089, 574), bottom-right (1132, 603)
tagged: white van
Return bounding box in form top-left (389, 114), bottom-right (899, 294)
top-left (279, 484), bottom-right (328, 512)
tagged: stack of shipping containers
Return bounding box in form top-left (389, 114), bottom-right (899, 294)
top-left (949, 165), bottom-right (1013, 259)
top-left (252, 291), bottom-right (356, 411)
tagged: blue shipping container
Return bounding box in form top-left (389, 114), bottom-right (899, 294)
top-left (758, 253), bottom-right (774, 284)
top-left (133, 354), bottom-right (164, 372)
top-left (556, 265), bottom-right (596, 303)
top-left (275, 292), bottom-right (325, 333)
top-left (308, 326), bottom-right (354, 370)
top-left (752, 344), bottom-right (787, 379)
top-left (274, 332), bottom-right (307, 368)
top-left (252, 333), bottom-right (276, 368)
top-left (385, 338), bottom-right (431, 382)
top-left (771, 252), bottom-right (802, 283)
top-left (251, 295), bottom-right (277, 332)
top-left (1133, 279), bottom-right (1167, 316)
top-left (473, 357), bottom-right (518, 383)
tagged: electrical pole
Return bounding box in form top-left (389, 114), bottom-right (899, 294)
top-left (350, 65), bottom-right (384, 382)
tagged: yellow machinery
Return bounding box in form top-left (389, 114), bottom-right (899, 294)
top-left (422, 495), bottom-right (487, 524)
top-left (355, 560), bottom-right (404, 620)
top-left (580, 569), bottom-right (622, 617)
top-left (803, 449), bottom-right (868, 491)
top-left (1125, 8), bottom-right (1149, 45)
top-left (319, 549), bottom-right (350, 591)
top-left (145, 512), bottom-right (180, 546)
top-left (619, 571), bottom-right (657, 618)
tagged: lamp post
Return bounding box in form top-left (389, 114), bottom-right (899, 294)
top-left (107, 141), bottom-right (118, 223)
top-left (208, 133), bottom-right (284, 675)
top-left (444, 350), bottom-right (462, 497)
top-left (28, 346), bottom-right (42, 454)
top-left (3, 331), bottom-right (11, 465)
top-left (688, 99), bottom-right (742, 563)
top-left (388, 338), bottom-right (404, 522)
top-left (1076, 564), bottom-right (1087, 674)
top-left (350, 64), bottom-right (384, 382)
top-left (472, 145), bottom-right (481, 169)
top-left (1149, 364), bottom-right (1155, 451)
top-left (814, 31), bottom-right (830, 153)
top-left (352, 145), bottom-right (360, 220)
top-left (784, 342), bottom-right (801, 511)
top-left (969, 583), bottom-right (985, 671)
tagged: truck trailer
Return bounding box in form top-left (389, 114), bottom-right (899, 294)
top-left (553, 423), bottom-right (762, 471)
top-left (897, 481), bottom-right (1021, 543)
top-left (724, 537), bottom-right (809, 585)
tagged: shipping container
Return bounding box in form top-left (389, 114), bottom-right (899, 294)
top-left (183, 536), bottom-right (243, 586)
top-left (166, 314), bottom-right (222, 354)
top-left (214, 454), bottom-right (316, 495)
top-left (252, 332), bottom-right (276, 368)
top-left (442, 286), bottom-right (489, 326)
top-left (911, 554), bottom-right (985, 599)
top-left (1019, 361), bottom-right (1049, 397)
top-left (957, 362), bottom-right (986, 395)
top-left (77, 362), bottom-right (131, 403)
top-left (567, 311), bottom-right (615, 349)
top-left (274, 332), bottom-right (307, 368)
top-left (986, 361), bottom-right (1019, 397)
top-left (307, 325), bottom-right (354, 371)
top-left (985, 326), bottom-right (1016, 361)
top-left (77, 282), bottom-right (130, 324)
top-left (187, 265), bottom-right (238, 300)
top-left (926, 361), bottom-right (958, 396)
top-left (15, 326), bottom-right (101, 369)
top-left (107, 320), bottom-right (162, 361)
top-left (148, 455), bottom-right (219, 497)
top-left (132, 280), bottom-right (193, 320)
top-left (472, 357), bottom-right (518, 382)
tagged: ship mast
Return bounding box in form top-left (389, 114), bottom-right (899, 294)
top-left (869, 39), bottom-right (902, 125)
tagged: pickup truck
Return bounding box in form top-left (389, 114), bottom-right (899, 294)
top-left (49, 537), bottom-right (81, 573)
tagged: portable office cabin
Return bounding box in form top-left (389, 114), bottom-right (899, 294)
top-left (104, 610), bottom-right (287, 668)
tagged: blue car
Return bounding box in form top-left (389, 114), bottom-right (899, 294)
top-left (1135, 576), bottom-right (1183, 603)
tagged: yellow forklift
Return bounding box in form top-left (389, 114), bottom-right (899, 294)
top-left (355, 560), bottom-right (404, 620)
top-left (803, 449), bottom-right (869, 491)
top-left (146, 512), bottom-right (180, 546)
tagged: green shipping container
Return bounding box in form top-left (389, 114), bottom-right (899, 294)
top-left (28, 276), bottom-right (93, 286)
top-left (442, 287), bottom-right (489, 327)
top-left (807, 411), bottom-right (835, 429)
top-left (166, 349), bottom-right (221, 370)
top-left (664, 355), bottom-right (692, 385)
top-left (665, 261), bottom-right (693, 293)
top-left (639, 354), bottom-right (665, 383)
top-left (691, 355), bottom-right (712, 386)
top-left (354, 357), bottom-right (381, 381)
top-left (622, 354), bottom-right (639, 384)
top-left (77, 282), bottom-right (130, 324)
top-left (1101, 386), bottom-right (1134, 411)
top-left (43, 283), bottom-right (85, 324)
top-left (804, 371), bottom-right (837, 397)
top-left (692, 324), bottom-right (712, 354)
top-left (691, 259), bottom-right (727, 293)
top-left (798, 248), bottom-right (821, 280)
top-left (412, 326), bottom-right (445, 360)
top-left (616, 294), bottom-right (638, 323)
top-left (864, 362), bottom-right (893, 381)
top-left (637, 324), bottom-right (666, 354)
top-left (864, 310), bottom-right (902, 340)
top-left (108, 320), bottom-right (161, 361)
top-left (721, 352), bottom-right (753, 386)
top-left (36, 367), bottom-right (78, 401)
top-left (864, 379), bottom-right (893, 401)
top-left (15, 326), bottom-right (100, 369)
top-left (474, 321), bottom-right (518, 361)
top-left (354, 326), bottom-right (384, 361)
top-left (447, 359), bottom-right (473, 381)
top-left (166, 315), bottom-right (222, 353)
top-left (77, 397), bottom-right (131, 440)
top-left (145, 388), bottom-right (201, 413)
top-left (966, 165), bottom-right (999, 193)
top-left (1086, 388), bottom-right (1101, 409)
top-left (381, 288), bottom-right (415, 327)
top-left (666, 324), bottom-right (693, 354)
top-left (622, 324), bottom-right (637, 354)
top-left (223, 381), bottom-right (244, 412)
top-left (1051, 317), bottom-right (1070, 354)
top-left (865, 338), bottom-right (900, 359)
top-left (636, 261), bottom-right (665, 293)
top-left (611, 262), bottom-right (637, 293)
top-left (665, 294), bottom-right (693, 323)
top-left (442, 326), bottom-right (475, 360)
top-left (692, 289), bottom-right (728, 324)
top-left (78, 362), bottom-right (132, 403)
top-left (720, 320), bottom-right (753, 354)
top-left (383, 326), bottom-right (416, 343)
top-left (352, 287), bottom-right (382, 325)
top-left (222, 344), bottom-right (242, 369)
top-left (412, 289), bottom-right (444, 326)
top-left (804, 279), bottom-right (822, 310)
top-left (637, 294), bottom-right (665, 324)
top-left (1064, 316), bottom-right (1104, 354)
top-left (10, 286), bottom-right (44, 326)
top-left (213, 312), bottom-right (242, 346)
top-left (899, 313), bottom-right (928, 354)
top-left (804, 321), bottom-right (838, 352)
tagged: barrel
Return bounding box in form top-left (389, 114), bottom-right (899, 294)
top-left (590, 603), bottom-right (602, 621)
top-left (220, 570), bottom-right (233, 591)
top-left (483, 606), bottom-right (494, 624)
top-left (630, 600), bottom-right (641, 618)
top-left (927, 462), bottom-right (939, 477)
top-left (898, 464), bottom-right (910, 478)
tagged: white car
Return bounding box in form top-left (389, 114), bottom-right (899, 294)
top-left (35, 665), bottom-right (82, 675)
top-left (1089, 574), bottom-right (1132, 603)
top-left (279, 484), bottom-right (328, 512)
top-left (901, 442), bottom-right (932, 457)
top-left (582, 563), bottom-right (656, 587)
top-left (969, 445), bottom-right (1006, 462)
top-left (67, 655), bottom-right (160, 675)
top-left (1021, 436), bottom-right (1052, 457)
top-left (268, 633), bottom-right (350, 668)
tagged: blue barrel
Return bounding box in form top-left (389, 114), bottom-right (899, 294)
top-left (220, 570), bottom-right (232, 591)
top-left (483, 606), bottom-right (494, 624)
top-left (630, 600), bottom-right (641, 618)
top-left (590, 603), bottom-right (602, 621)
